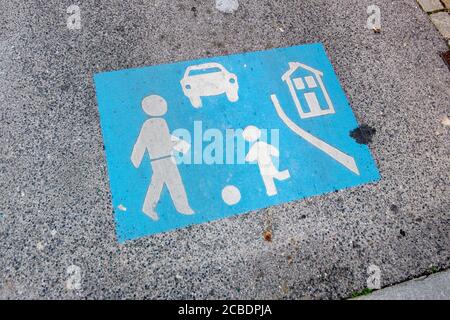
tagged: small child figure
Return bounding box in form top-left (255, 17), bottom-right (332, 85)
top-left (243, 125), bottom-right (290, 196)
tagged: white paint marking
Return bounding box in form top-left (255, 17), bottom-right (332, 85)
top-left (66, 265), bottom-right (82, 291)
top-left (305, 76), bottom-right (317, 88)
top-left (221, 185), bottom-right (241, 205)
top-left (131, 95), bottom-right (194, 221)
top-left (304, 92), bottom-right (321, 114)
top-left (215, 0), bottom-right (239, 13)
top-left (271, 95), bottom-right (360, 175)
top-left (367, 264), bottom-right (382, 290)
top-left (180, 63), bottom-right (239, 108)
top-left (118, 204), bottom-right (127, 211)
top-left (282, 62), bottom-right (335, 119)
top-left (293, 77), bottom-right (305, 90)
top-left (367, 5), bottom-right (381, 31)
top-left (66, 5), bottom-right (81, 30)
top-left (243, 126), bottom-right (290, 196)
top-left (36, 242), bottom-right (45, 251)
top-left (171, 134), bottom-right (191, 154)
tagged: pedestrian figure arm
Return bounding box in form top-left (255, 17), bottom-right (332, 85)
top-left (245, 146), bottom-right (258, 162)
top-left (131, 130), bottom-right (146, 168)
top-left (270, 145), bottom-right (279, 158)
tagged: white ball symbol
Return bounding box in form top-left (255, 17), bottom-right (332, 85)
top-left (221, 185), bottom-right (241, 206)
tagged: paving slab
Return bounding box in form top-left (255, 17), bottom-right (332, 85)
top-left (356, 269), bottom-right (450, 300)
top-left (417, 0), bottom-right (444, 12)
top-left (442, 0), bottom-right (450, 9)
top-left (430, 11), bottom-right (450, 39)
top-left (0, 0), bottom-right (449, 299)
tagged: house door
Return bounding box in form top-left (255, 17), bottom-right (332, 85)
top-left (304, 91), bottom-right (321, 115)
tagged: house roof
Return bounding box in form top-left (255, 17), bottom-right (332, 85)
top-left (281, 62), bottom-right (323, 82)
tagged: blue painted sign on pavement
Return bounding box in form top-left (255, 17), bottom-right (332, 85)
top-left (94, 43), bottom-right (380, 242)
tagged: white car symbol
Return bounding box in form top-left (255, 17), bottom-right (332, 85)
top-left (180, 62), bottom-right (239, 108)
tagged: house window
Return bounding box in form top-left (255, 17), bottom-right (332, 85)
top-left (304, 76), bottom-right (317, 89)
top-left (293, 77), bottom-right (305, 90)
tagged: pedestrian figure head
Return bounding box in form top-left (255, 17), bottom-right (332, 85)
top-left (242, 125), bottom-right (261, 142)
top-left (142, 95), bottom-right (167, 117)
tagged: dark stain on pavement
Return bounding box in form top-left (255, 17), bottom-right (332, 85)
top-left (191, 7), bottom-right (198, 17)
top-left (350, 124), bottom-right (376, 145)
top-left (263, 230), bottom-right (272, 242)
top-left (286, 255), bottom-right (293, 265)
top-left (390, 204), bottom-right (399, 213)
top-left (441, 51), bottom-right (450, 72)
top-left (114, 26), bottom-right (125, 33)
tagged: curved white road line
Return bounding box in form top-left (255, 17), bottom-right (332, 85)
top-left (270, 94), bottom-right (360, 176)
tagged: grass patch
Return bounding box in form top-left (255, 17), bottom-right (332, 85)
top-left (350, 288), bottom-right (374, 298)
top-left (427, 266), bottom-right (439, 275)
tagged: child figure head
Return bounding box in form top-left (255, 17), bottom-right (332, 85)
top-left (242, 125), bottom-right (261, 142)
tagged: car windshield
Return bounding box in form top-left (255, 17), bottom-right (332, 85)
top-left (188, 67), bottom-right (222, 76)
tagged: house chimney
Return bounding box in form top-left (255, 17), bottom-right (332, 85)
top-left (288, 62), bottom-right (299, 69)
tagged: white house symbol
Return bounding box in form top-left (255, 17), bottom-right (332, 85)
top-left (281, 62), bottom-right (335, 119)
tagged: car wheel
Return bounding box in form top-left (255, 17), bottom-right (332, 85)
top-left (190, 96), bottom-right (202, 108)
top-left (226, 90), bottom-right (239, 103)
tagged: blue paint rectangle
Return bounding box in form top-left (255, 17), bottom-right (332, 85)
top-left (94, 43), bottom-right (380, 243)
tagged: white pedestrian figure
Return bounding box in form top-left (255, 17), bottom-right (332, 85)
top-left (243, 125), bottom-right (290, 196)
top-left (131, 95), bottom-right (194, 221)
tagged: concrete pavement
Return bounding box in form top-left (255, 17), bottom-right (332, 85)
top-left (0, 0), bottom-right (449, 299)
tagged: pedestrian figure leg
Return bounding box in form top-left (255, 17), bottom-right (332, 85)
top-left (142, 166), bottom-right (165, 221)
top-left (275, 169), bottom-right (290, 181)
top-left (262, 175), bottom-right (277, 196)
top-left (163, 158), bottom-right (194, 215)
